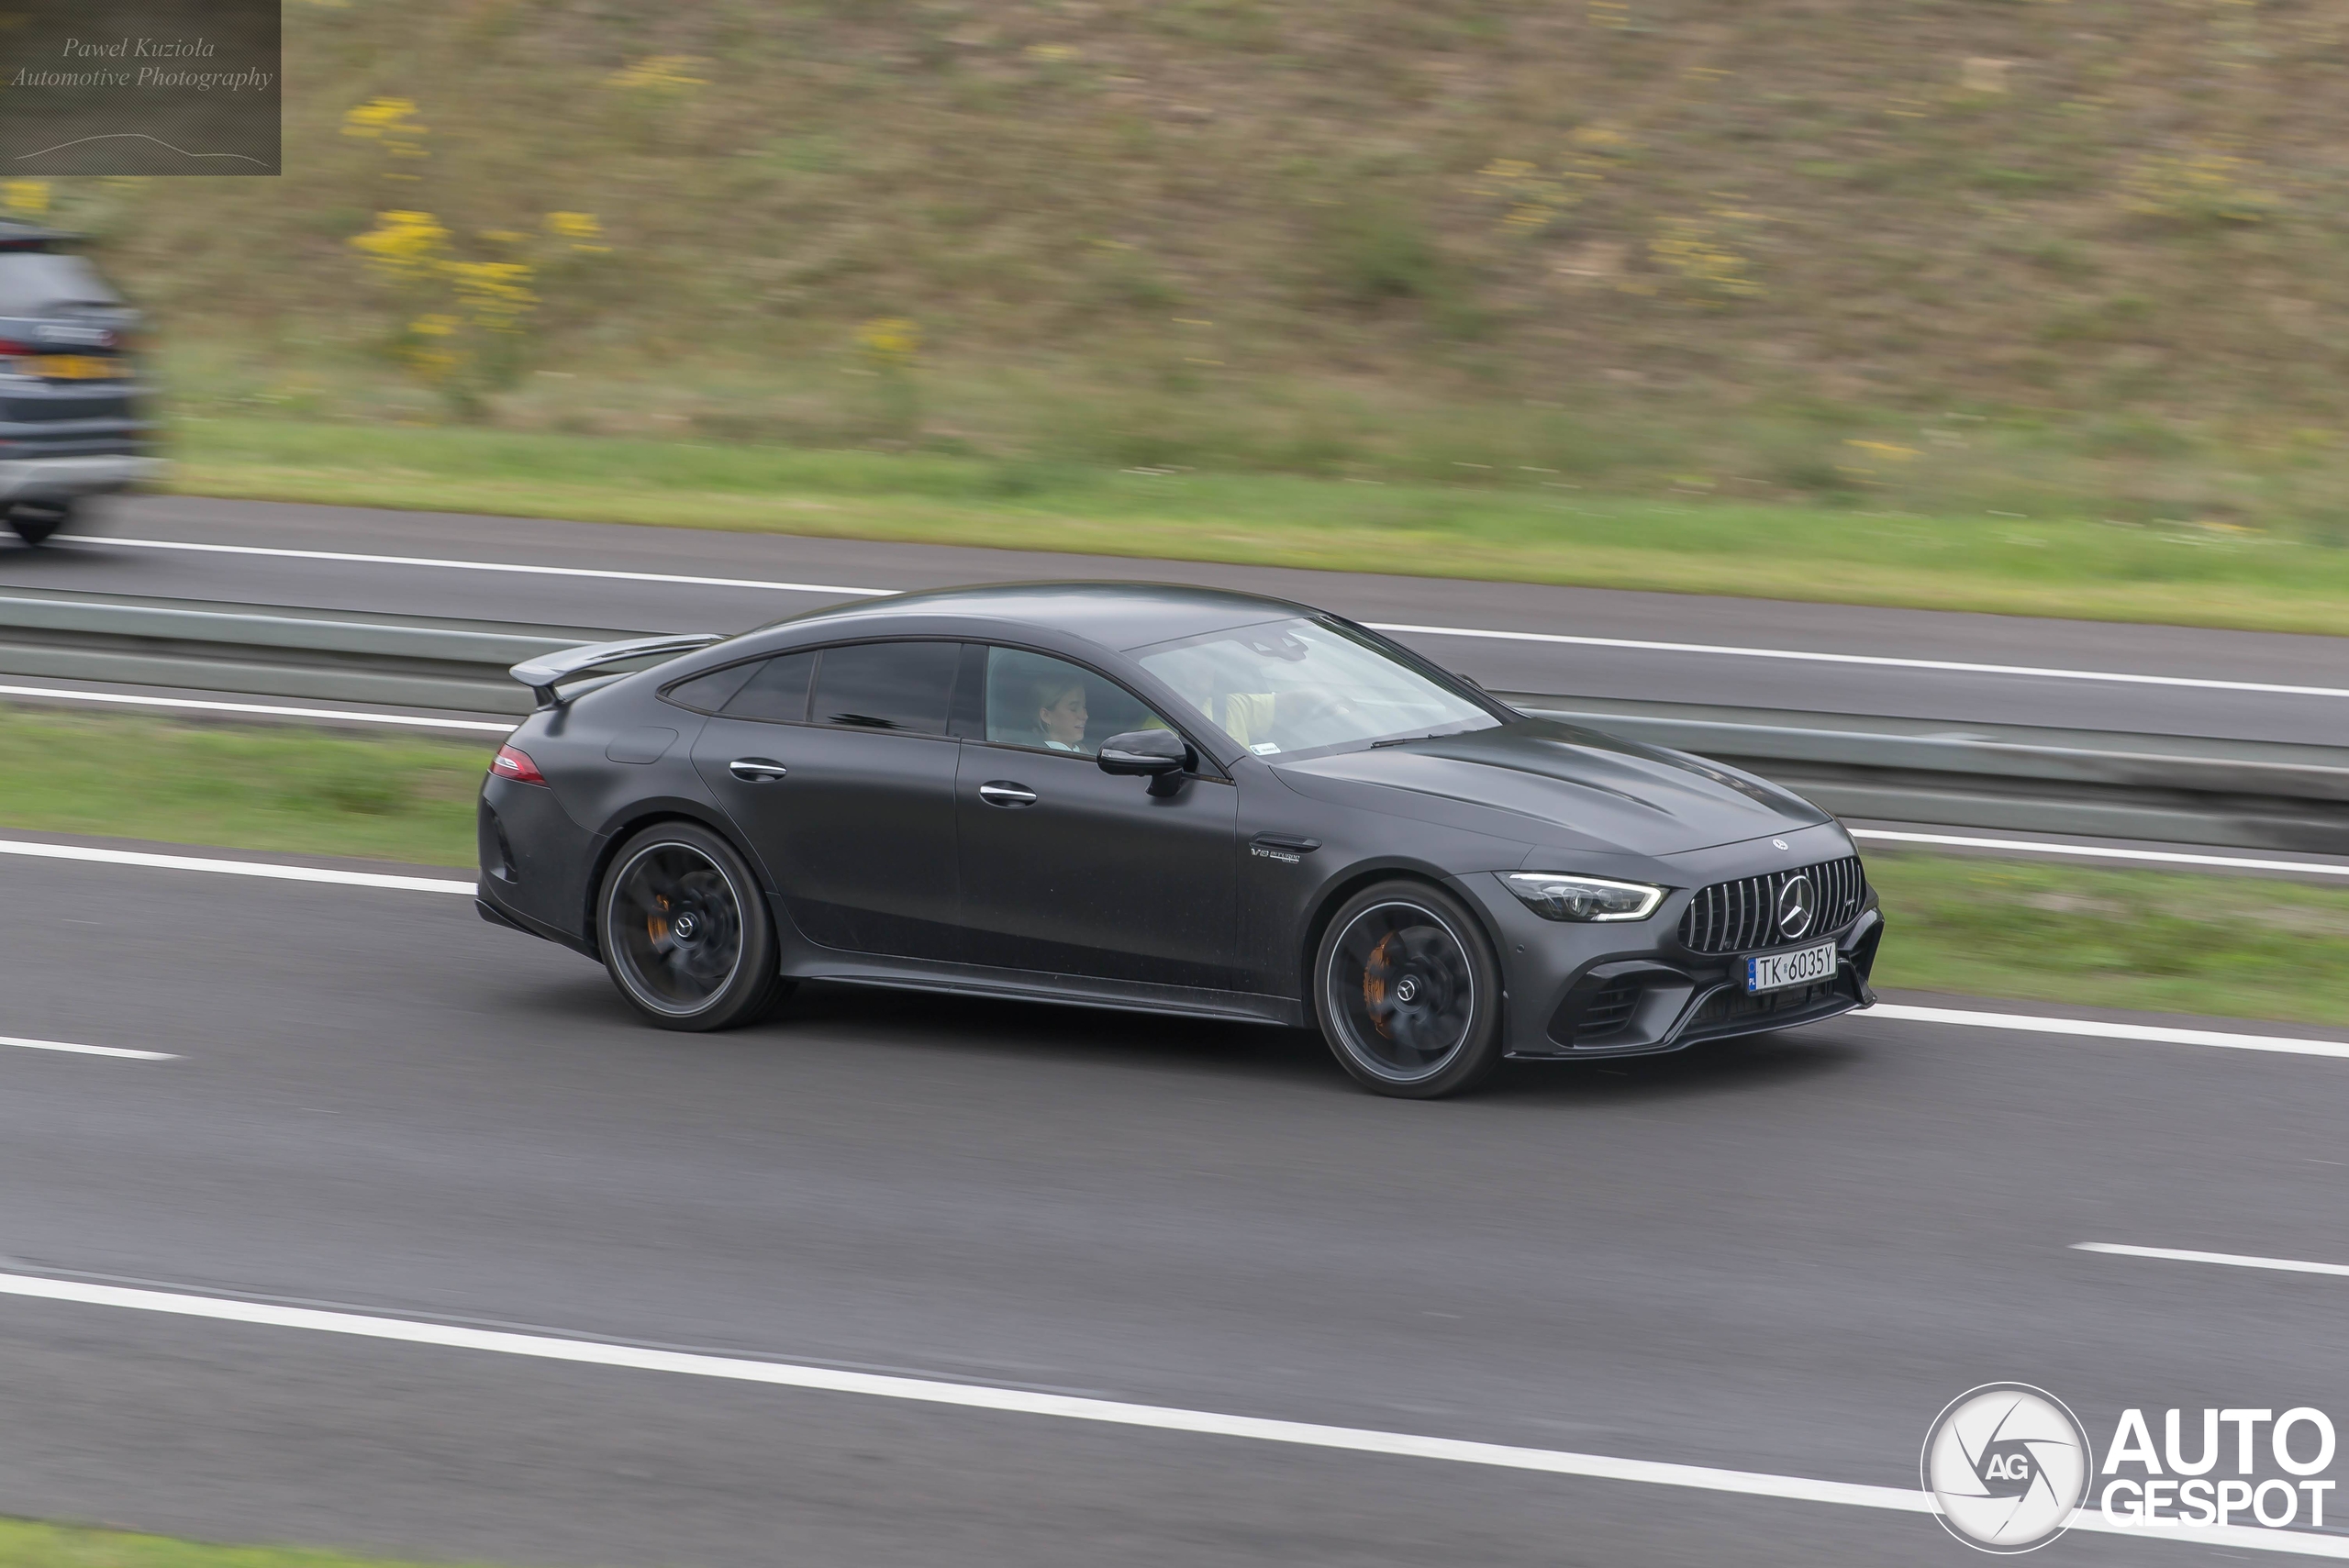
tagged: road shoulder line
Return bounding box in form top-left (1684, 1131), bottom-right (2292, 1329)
top-left (1863, 1003), bottom-right (2349, 1059)
top-left (0, 837), bottom-right (473, 894)
top-left (0, 1268), bottom-right (2337, 1556)
top-left (0, 1034), bottom-right (175, 1061)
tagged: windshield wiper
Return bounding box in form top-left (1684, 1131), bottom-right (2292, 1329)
top-left (1370, 733), bottom-right (1439, 749)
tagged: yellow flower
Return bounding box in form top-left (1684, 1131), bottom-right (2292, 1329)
top-left (607, 54), bottom-right (707, 90)
top-left (857, 317), bottom-right (920, 369)
top-left (444, 260), bottom-right (539, 330)
top-left (350, 210), bottom-right (451, 282)
top-left (542, 211), bottom-right (612, 253)
top-left (2, 180), bottom-right (49, 217)
top-left (1650, 216), bottom-right (1762, 301)
top-left (342, 98), bottom-right (429, 160)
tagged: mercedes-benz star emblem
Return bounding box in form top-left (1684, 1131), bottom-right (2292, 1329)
top-left (1776, 874), bottom-right (1816, 940)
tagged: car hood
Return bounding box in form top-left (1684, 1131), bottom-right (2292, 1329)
top-left (1272, 718), bottom-right (1830, 857)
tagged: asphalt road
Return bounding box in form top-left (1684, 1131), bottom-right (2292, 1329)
top-left (4, 495), bottom-right (2346, 745)
top-left (6, 849), bottom-right (2349, 1565)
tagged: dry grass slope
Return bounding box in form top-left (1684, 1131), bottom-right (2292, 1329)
top-left (38, 0), bottom-right (2349, 526)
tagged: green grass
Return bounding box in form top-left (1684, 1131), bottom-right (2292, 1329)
top-left (0, 708), bottom-right (487, 870)
top-left (0, 1519), bottom-right (499, 1568)
top-left (8, 705), bottom-right (2349, 1029)
top-left (1868, 851), bottom-right (2349, 1029)
top-left (170, 417), bottom-right (2349, 636)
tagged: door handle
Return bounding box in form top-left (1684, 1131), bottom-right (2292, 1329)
top-left (729, 758), bottom-right (788, 782)
top-left (978, 781), bottom-right (1038, 807)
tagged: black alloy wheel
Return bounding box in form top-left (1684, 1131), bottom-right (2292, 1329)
top-left (596, 821), bottom-right (789, 1030)
top-left (1313, 880), bottom-right (1504, 1098)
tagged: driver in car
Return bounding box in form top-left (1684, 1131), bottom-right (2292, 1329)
top-left (1036, 674), bottom-right (1091, 752)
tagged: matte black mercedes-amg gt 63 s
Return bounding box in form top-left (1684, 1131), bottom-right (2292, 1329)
top-left (476, 583), bottom-right (1883, 1098)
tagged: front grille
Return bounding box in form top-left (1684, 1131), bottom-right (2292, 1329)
top-left (1577, 976), bottom-right (1642, 1040)
top-left (1677, 855), bottom-right (1867, 954)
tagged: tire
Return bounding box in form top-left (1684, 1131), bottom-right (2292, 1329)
top-left (596, 821), bottom-right (789, 1031)
top-left (6, 500), bottom-right (73, 547)
top-left (1312, 880), bottom-right (1505, 1098)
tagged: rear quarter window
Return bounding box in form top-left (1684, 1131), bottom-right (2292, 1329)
top-left (809, 641), bottom-right (959, 734)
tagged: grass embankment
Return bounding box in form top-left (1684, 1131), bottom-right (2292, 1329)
top-left (173, 417), bottom-right (2349, 637)
top-left (7, 706), bottom-right (2347, 1029)
top-left (0, 1520), bottom-right (491, 1568)
top-left (65, 0), bottom-right (2349, 495)
top-left (1865, 851), bottom-right (2349, 1029)
top-left (0, 708), bottom-right (486, 869)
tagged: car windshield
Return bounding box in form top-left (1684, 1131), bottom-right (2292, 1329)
top-left (1133, 617), bottom-right (1497, 759)
top-left (0, 253), bottom-right (121, 317)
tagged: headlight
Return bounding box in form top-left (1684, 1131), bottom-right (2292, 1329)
top-left (1504, 872), bottom-right (1666, 923)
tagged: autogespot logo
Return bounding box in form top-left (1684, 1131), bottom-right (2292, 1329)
top-left (1922, 1384), bottom-right (2093, 1552)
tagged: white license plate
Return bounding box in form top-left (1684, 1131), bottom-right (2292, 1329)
top-left (1744, 940), bottom-right (1837, 994)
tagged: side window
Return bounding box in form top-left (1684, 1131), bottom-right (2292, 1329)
top-left (662, 660), bottom-right (761, 715)
top-left (808, 641), bottom-right (959, 735)
top-left (983, 647), bottom-right (1169, 757)
top-left (722, 651), bottom-right (817, 723)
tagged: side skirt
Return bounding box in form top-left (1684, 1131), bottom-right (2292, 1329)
top-left (796, 956), bottom-right (1304, 1029)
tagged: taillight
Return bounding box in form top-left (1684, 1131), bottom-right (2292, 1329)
top-left (491, 744), bottom-right (546, 784)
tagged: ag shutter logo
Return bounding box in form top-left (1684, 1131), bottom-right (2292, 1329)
top-left (1921, 1384), bottom-right (2093, 1552)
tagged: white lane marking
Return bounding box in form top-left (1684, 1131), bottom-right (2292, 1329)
top-left (1852, 828), bottom-right (2349, 878)
top-left (1371, 620), bottom-right (2349, 701)
top-left (2076, 1243), bottom-right (2349, 1279)
top-left (81, 536), bottom-right (2349, 700)
top-left (0, 1034), bottom-right (174, 1061)
top-left (0, 839), bottom-right (473, 895)
top-left (91, 537), bottom-right (896, 599)
top-left (1863, 1004), bottom-right (2349, 1062)
top-left (0, 1271), bottom-right (2340, 1557)
top-left (12, 841), bottom-right (2349, 1070)
top-left (0, 684), bottom-right (513, 734)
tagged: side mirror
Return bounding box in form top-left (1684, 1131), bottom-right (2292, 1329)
top-left (1098, 728), bottom-right (1192, 796)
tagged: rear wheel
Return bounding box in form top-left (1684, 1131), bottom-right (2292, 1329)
top-left (596, 821), bottom-right (789, 1030)
top-left (1312, 881), bottom-right (1504, 1098)
top-left (6, 500), bottom-right (73, 547)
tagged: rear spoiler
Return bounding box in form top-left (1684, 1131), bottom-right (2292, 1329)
top-left (509, 632), bottom-right (724, 710)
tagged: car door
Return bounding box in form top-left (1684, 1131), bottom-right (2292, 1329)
top-left (954, 645), bottom-right (1240, 990)
top-left (688, 639), bottom-right (965, 961)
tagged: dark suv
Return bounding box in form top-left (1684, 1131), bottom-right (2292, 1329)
top-left (0, 219), bottom-right (155, 545)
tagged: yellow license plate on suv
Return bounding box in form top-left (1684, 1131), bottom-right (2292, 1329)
top-left (39, 355), bottom-right (125, 381)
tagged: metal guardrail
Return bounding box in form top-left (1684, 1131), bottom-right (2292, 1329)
top-left (1508, 695), bottom-right (2349, 856)
top-left (0, 588), bottom-right (2343, 853)
top-left (0, 587), bottom-right (605, 716)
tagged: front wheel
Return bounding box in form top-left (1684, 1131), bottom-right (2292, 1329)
top-left (596, 821), bottom-right (788, 1030)
top-left (6, 500), bottom-right (74, 547)
top-left (1312, 881), bottom-right (1505, 1098)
